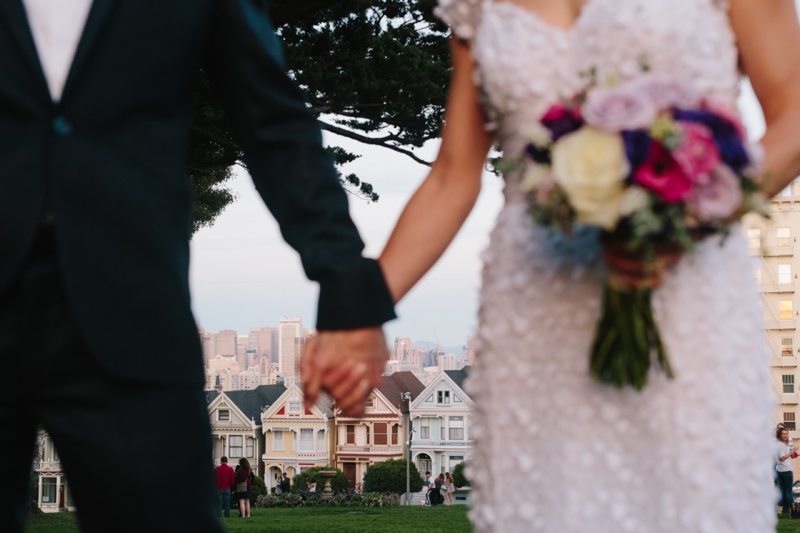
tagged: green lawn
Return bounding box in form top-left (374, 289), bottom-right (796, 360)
top-left (25, 506), bottom-right (472, 533)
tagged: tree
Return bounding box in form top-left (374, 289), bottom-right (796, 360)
top-left (187, 0), bottom-right (451, 233)
top-left (290, 466), bottom-right (350, 494)
top-left (362, 459), bottom-right (424, 494)
top-left (251, 475), bottom-right (268, 499)
top-left (451, 461), bottom-right (470, 488)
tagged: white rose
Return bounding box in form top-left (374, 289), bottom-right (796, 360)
top-left (552, 127), bottom-right (631, 230)
top-left (521, 123), bottom-right (553, 149)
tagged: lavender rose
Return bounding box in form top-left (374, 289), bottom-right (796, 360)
top-left (632, 74), bottom-right (701, 110)
top-left (687, 165), bottom-right (743, 221)
top-left (582, 83), bottom-right (659, 132)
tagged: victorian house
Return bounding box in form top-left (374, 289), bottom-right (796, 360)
top-left (206, 384), bottom-right (286, 476)
top-left (334, 371), bottom-right (424, 490)
top-left (260, 384), bottom-right (335, 492)
top-left (409, 369), bottom-right (474, 477)
top-left (34, 432), bottom-right (75, 513)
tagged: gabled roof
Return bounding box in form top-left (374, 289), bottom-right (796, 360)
top-left (204, 390), bottom-right (221, 405)
top-left (444, 368), bottom-right (471, 392)
top-left (224, 385), bottom-right (286, 423)
top-left (377, 371), bottom-right (425, 413)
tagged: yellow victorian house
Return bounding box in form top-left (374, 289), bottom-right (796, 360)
top-left (261, 384), bottom-right (335, 492)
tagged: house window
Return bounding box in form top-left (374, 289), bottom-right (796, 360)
top-left (41, 478), bottom-right (57, 504)
top-left (781, 300), bottom-right (794, 320)
top-left (441, 422), bottom-right (446, 440)
top-left (420, 418), bottom-right (430, 439)
top-left (229, 435), bottom-right (243, 458)
top-left (437, 391), bottom-right (450, 404)
top-left (346, 425), bottom-right (355, 444)
top-left (364, 396), bottom-right (374, 409)
top-left (273, 430), bottom-right (284, 452)
top-left (747, 228), bottom-right (761, 250)
top-left (289, 402), bottom-right (301, 413)
top-left (391, 425), bottom-right (399, 445)
top-left (374, 423), bottom-right (388, 445)
top-left (784, 375), bottom-right (796, 394)
top-left (785, 412), bottom-right (796, 431)
top-left (778, 228), bottom-right (791, 247)
top-left (780, 264), bottom-right (792, 284)
top-left (318, 430), bottom-right (325, 451)
top-left (449, 416), bottom-right (464, 440)
top-left (246, 437), bottom-right (254, 458)
top-left (300, 429), bottom-right (314, 451)
top-left (366, 425), bottom-right (370, 445)
top-left (218, 410), bottom-right (230, 421)
top-left (783, 338), bottom-right (794, 356)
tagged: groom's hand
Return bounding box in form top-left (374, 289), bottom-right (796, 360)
top-left (300, 327), bottom-right (389, 417)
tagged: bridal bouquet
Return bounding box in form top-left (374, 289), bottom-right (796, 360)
top-left (520, 73), bottom-right (767, 390)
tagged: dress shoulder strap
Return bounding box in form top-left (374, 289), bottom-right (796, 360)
top-left (435, 0), bottom-right (484, 42)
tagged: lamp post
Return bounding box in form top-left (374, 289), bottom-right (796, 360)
top-left (401, 392), bottom-right (412, 505)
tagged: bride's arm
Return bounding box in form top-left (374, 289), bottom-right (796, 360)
top-left (378, 38), bottom-right (494, 303)
top-left (730, 0), bottom-right (800, 197)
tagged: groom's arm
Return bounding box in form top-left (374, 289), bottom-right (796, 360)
top-left (204, 0), bottom-right (395, 414)
top-left (204, 0), bottom-right (395, 331)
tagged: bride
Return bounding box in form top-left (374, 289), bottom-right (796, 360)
top-left (376, 0), bottom-right (800, 531)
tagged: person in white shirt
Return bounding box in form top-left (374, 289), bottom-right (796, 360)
top-left (776, 428), bottom-right (798, 514)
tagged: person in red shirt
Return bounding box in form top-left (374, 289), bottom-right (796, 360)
top-left (215, 457), bottom-right (235, 518)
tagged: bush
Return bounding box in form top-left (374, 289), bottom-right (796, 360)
top-left (290, 466), bottom-right (349, 494)
top-left (251, 475), bottom-right (267, 498)
top-left (362, 459), bottom-right (423, 494)
top-left (451, 461), bottom-right (470, 488)
top-left (253, 491), bottom-right (399, 509)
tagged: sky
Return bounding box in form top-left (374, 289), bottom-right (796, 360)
top-left (189, 46), bottom-right (777, 348)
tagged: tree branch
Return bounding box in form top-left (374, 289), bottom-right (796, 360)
top-left (320, 121), bottom-right (432, 167)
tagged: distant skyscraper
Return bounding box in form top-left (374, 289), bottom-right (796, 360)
top-left (439, 353), bottom-right (456, 371)
top-left (215, 330), bottom-right (237, 357)
top-left (394, 337), bottom-right (412, 362)
top-left (278, 317), bottom-right (302, 380)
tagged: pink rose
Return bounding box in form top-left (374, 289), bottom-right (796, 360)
top-left (672, 122), bottom-right (720, 182)
top-left (700, 96), bottom-right (746, 139)
top-left (632, 74), bottom-right (701, 110)
top-left (582, 83), bottom-right (659, 132)
top-left (634, 141), bottom-right (692, 202)
top-left (687, 165), bottom-right (743, 221)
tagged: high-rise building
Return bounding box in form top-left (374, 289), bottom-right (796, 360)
top-left (215, 330), bottom-right (237, 357)
top-left (236, 335), bottom-right (249, 367)
top-left (439, 353), bottom-right (457, 371)
top-left (278, 317), bottom-right (302, 380)
top-left (394, 337), bottom-right (413, 363)
top-left (199, 328), bottom-right (214, 367)
top-left (744, 177), bottom-right (800, 447)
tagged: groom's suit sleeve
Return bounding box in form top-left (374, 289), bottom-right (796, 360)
top-left (204, 0), bottom-right (396, 330)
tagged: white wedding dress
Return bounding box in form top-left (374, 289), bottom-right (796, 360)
top-left (435, 0), bottom-right (776, 531)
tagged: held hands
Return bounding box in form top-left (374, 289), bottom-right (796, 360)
top-left (300, 327), bottom-right (389, 417)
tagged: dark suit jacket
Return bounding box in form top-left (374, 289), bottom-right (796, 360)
top-left (0, 0), bottom-right (396, 384)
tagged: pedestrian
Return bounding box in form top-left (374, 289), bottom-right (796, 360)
top-left (280, 472), bottom-right (291, 494)
top-left (431, 474), bottom-right (445, 507)
top-left (776, 428), bottom-right (798, 515)
top-left (234, 459), bottom-right (253, 518)
top-left (214, 457), bottom-right (235, 518)
top-left (422, 472), bottom-right (432, 506)
top-left (274, 473), bottom-right (283, 495)
top-left (444, 472), bottom-right (455, 506)
top-left (1, 3), bottom-right (395, 532)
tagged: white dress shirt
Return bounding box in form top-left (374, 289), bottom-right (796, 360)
top-left (22, 0), bottom-right (94, 101)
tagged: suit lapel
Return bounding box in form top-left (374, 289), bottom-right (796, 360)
top-left (60, 0), bottom-right (118, 102)
top-left (0, 0), bottom-right (48, 90)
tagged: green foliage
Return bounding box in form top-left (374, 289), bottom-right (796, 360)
top-left (187, 1), bottom-right (451, 233)
top-left (290, 466), bottom-right (349, 494)
top-left (451, 461), bottom-right (470, 488)
top-left (362, 459), bottom-right (423, 494)
top-left (251, 475), bottom-right (267, 499)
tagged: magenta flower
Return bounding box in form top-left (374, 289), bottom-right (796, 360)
top-left (672, 122), bottom-right (720, 182)
top-left (582, 84), bottom-right (659, 132)
top-left (687, 165), bottom-right (743, 220)
top-left (634, 141), bottom-right (692, 203)
top-left (541, 104), bottom-right (583, 141)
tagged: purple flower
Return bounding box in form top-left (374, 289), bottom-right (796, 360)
top-left (622, 130), bottom-right (652, 177)
top-left (687, 165), bottom-right (743, 221)
top-left (673, 109), bottom-right (749, 173)
top-left (525, 143), bottom-right (551, 165)
top-left (582, 83), bottom-right (659, 132)
top-left (631, 74), bottom-right (701, 110)
top-left (541, 104), bottom-right (583, 141)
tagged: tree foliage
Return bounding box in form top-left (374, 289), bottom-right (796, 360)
top-left (451, 461), bottom-right (470, 488)
top-left (362, 459), bottom-right (424, 494)
top-left (290, 466), bottom-right (350, 494)
top-left (187, 0), bottom-right (451, 234)
top-left (251, 475), bottom-right (268, 498)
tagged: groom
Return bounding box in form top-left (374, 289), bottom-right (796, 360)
top-left (0, 1), bottom-right (395, 532)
